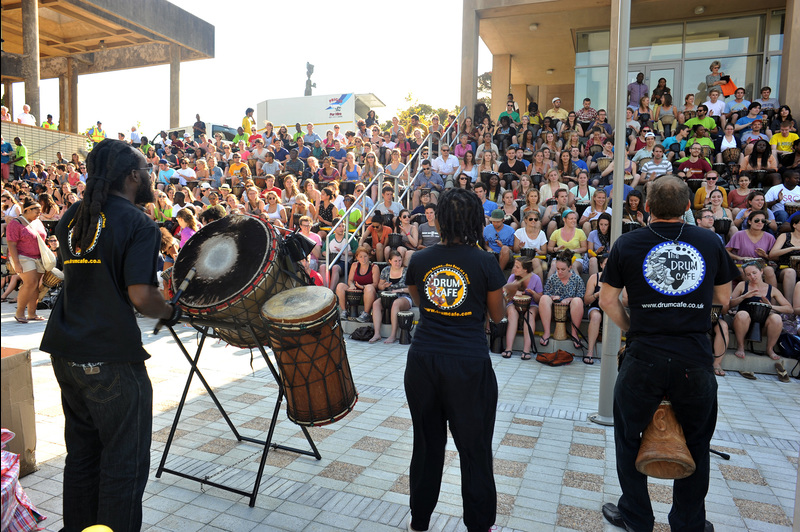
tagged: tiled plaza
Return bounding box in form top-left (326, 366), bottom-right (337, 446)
top-left (2, 302), bottom-right (798, 532)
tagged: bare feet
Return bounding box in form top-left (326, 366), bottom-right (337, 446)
top-left (368, 336), bottom-right (382, 344)
top-left (767, 351), bottom-right (780, 360)
top-left (734, 349), bottom-right (745, 359)
top-left (383, 337), bottom-right (397, 344)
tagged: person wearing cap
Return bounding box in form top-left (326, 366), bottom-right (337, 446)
top-left (86, 121), bottom-right (106, 146)
top-left (156, 158), bottom-right (178, 190)
top-left (632, 131), bottom-right (658, 165)
top-left (218, 183), bottom-right (232, 200)
top-left (545, 97), bottom-right (569, 123)
top-left (483, 209), bottom-right (515, 269)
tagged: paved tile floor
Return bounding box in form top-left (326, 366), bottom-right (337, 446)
top-left (2, 302), bottom-right (798, 531)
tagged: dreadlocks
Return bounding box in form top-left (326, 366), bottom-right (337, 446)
top-left (71, 139), bottom-right (140, 253)
top-left (436, 187), bottom-right (486, 248)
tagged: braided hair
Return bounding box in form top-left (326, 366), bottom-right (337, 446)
top-left (71, 139), bottom-right (141, 253)
top-left (436, 187), bottom-right (486, 248)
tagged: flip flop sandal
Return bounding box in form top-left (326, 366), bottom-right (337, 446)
top-left (713, 367), bottom-right (726, 377)
top-left (583, 356), bottom-right (594, 365)
top-left (521, 352), bottom-right (531, 360)
top-left (740, 371), bottom-right (757, 380)
top-left (14, 316), bottom-right (28, 324)
top-left (501, 350), bottom-right (513, 359)
top-left (775, 363), bottom-right (789, 383)
top-left (27, 315), bottom-right (45, 321)
top-left (539, 337), bottom-right (550, 347)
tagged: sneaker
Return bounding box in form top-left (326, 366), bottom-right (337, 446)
top-left (356, 311), bottom-right (370, 323)
top-left (340, 310), bottom-right (349, 320)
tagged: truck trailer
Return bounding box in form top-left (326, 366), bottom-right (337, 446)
top-left (256, 93), bottom-right (384, 135)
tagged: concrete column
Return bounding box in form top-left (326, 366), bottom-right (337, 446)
top-left (607, 0), bottom-right (621, 126)
top-left (459, 0), bottom-right (479, 118)
top-left (169, 44), bottom-right (180, 128)
top-left (2, 81), bottom-right (12, 114)
top-left (68, 57), bottom-right (78, 133)
top-left (491, 54), bottom-right (511, 121)
top-left (780, 0), bottom-right (800, 113)
top-left (58, 75), bottom-right (68, 132)
top-left (21, 0), bottom-right (40, 123)
top-left (511, 84), bottom-right (527, 115)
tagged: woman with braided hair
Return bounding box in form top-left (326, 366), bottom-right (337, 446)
top-left (40, 139), bottom-right (177, 532)
top-left (404, 187), bottom-right (506, 532)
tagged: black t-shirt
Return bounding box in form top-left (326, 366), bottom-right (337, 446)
top-left (41, 195), bottom-right (161, 363)
top-left (498, 160), bottom-right (526, 177)
top-left (406, 243), bottom-right (505, 358)
top-left (601, 221), bottom-right (738, 364)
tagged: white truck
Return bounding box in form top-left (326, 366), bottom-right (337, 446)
top-left (256, 93), bottom-right (384, 135)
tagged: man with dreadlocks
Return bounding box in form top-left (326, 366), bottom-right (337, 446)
top-left (404, 187), bottom-right (506, 532)
top-left (40, 139), bottom-right (179, 532)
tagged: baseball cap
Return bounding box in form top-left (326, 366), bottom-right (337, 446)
top-left (183, 133), bottom-right (191, 138)
top-left (490, 209), bottom-right (505, 221)
top-left (645, 132), bottom-right (656, 138)
top-left (552, 97), bottom-right (561, 103)
top-left (200, 182), bottom-right (211, 189)
top-left (158, 158), bottom-right (168, 165)
top-left (220, 184), bottom-right (231, 190)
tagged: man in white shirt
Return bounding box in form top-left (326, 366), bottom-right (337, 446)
top-left (16, 104), bottom-right (36, 126)
top-left (764, 170), bottom-right (799, 224)
top-left (703, 88), bottom-right (726, 129)
top-left (432, 144), bottom-right (459, 188)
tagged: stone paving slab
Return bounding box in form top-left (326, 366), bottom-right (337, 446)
top-left (1, 303), bottom-right (798, 531)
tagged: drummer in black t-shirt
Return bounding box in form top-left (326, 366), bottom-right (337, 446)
top-left (40, 140), bottom-right (178, 532)
top-left (599, 176), bottom-right (737, 532)
top-left (404, 188), bottom-right (505, 532)
top-left (498, 146), bottom-right (527, 190)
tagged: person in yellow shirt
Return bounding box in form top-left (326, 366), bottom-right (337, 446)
top-left (226, 152), bottom-right (249, 186)
top-left (770, 122), bottom-right (799, 155)
top-left (406, 114), bottom-right (428, 137)
top-left (41, 114), bottom-right (58, 130)
top-left (242, 107), bottom-right (255, 135)
top-left (545, 97), bottom-right (569, 123)
top-left (86, 121), bottom-right (106, 146)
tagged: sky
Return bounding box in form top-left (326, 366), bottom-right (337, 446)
top-left (8, 0), bottom-right (491, 139)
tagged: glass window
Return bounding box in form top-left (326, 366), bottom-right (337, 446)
top-left (683, 56), bottom-right (763, 103)
top-left (576, 31), bottom-right (609, 67)
top-left (629, 24), bottom-right (683, 62)
top-left (766, 56), bottom-right (781, 102)
top-left (768, 11), bottom-right (785, 52)
top-left (575, 67), bottom-right (609, 110)
top-left (685, 16), bottom-right (764, 58)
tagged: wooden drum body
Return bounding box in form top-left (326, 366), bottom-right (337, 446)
top-left (553, 302), bottom-right (570, 341)
top-left (575, 202), bottom-right (590, 219)
top-left (784, 202), bottom-right (800, 217)
top-left (635, 401), bottom-right (697, 479)
top-left (172, 214), bottom-right (296, 348)
top-left (345, 289), bottom-right (363, 317)
top-left (791, 255), bottom-right (800, 276)
top-left (41, 269), bottom-right (64, 288)
top-left (380, 291), bottom-right (398, 325)
top-left (700, 146), bottom-right (713, 161)
top-left (387, 233), bottom-right (404, 249)
top-left (262, 286), bottom-right (358, 426)
top-left (596, 157), bottom-right (612, 173)
top-left (512, 294), bottom-right (532, 316)
top-left (710, 304), bottom-right (723, 325)
top-left (744, 301), bottom-right (772, 342)
top-left (686, 178), bottom-right (704, 193)
top-left (722, 147), bottom-right (740, 164)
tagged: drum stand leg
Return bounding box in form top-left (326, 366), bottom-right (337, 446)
top-left (155, 322), bottom-right (321, 508)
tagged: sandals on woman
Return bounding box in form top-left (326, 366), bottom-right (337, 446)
top-left (521, 352), bottom-right (532, 360)
top-left (27, 315), bottom-right (45, 321)
top-left (501, 350), bottom-right (513, 359)
top-left (14, 316), bottom-right (28, 324)
top-left (713, 367), bottom-right (725, 377)
top-left (582, 355), bottom-right (594, 365)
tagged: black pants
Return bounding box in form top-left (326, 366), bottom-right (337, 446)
top-left (404, 348), bottom-right (498, 532)
top-left (613, 342), bottom-right (717, 532)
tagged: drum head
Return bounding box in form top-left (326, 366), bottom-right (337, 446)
top-left (262, 286), bottom-right (336, 324)
top-left (174, 214), bottom-right (276, 310)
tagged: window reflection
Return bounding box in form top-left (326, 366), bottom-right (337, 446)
top-left (685, 16), bottom-right (764, 58)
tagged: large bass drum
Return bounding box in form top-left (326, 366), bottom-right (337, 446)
top-left (262, 286), bottom-right (358, 426)
top-left (171, 214), bottom-right (296, 347)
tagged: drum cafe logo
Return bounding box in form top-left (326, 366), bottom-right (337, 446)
top-left (423, 265), bottom-right (468, 310)
top-left (643, 241), bottom-right (705, 296)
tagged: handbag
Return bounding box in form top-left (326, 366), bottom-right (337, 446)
top-left (720, 80), bottom-right (737, 97)
top-left (16, 216), bottom-right (56, 272)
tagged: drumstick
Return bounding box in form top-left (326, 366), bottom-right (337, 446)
top-left (154, 267), bottom-right (196, 334)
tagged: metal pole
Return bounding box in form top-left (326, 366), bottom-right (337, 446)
top-left (589, 0), bottom-right (630, 427)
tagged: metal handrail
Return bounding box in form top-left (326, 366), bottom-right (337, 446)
top-left (322, 107), bottom-right (465, 286)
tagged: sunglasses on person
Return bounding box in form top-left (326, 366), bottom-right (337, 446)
top-left (527, 217), bottom-right (540, 221)
top-left (751, 218), bottom-right (766, 223)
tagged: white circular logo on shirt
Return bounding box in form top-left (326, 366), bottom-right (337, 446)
top-left (423, 265), bottom-right (468, 310)
top-left (643, 241), bottom-right (705, 296)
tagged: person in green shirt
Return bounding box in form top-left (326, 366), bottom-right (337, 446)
top-left (41, 114), bottom-right (58, 130)
top-left (684, 105), bottom-right (718, 138)
top-left (339, 194), bottom-right (363, 233)
top-left (10, 137), bottom-right (28, 180)
top-left (498, 101), bottom-right (521, 126)
top-left (232, 127), bottom-right (248, 145)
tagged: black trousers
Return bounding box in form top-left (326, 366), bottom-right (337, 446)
top-left (404, 347), bottom-right (498, 532)
top-left (613, 342), bottom-right (717, 532)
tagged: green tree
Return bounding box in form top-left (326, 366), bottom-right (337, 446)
top-left (381, 93), bottom-right (458, 132)
top-left (477, 71), bottom-right (492, 114)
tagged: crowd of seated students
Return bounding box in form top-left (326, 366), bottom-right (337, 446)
top-left (3, 95), bottom-right (798, 355)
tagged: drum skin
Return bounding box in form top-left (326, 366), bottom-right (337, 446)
top-left (172, 214), bottom-right (296, 348)
top-left (262, 286), bottom-right (358, 426)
